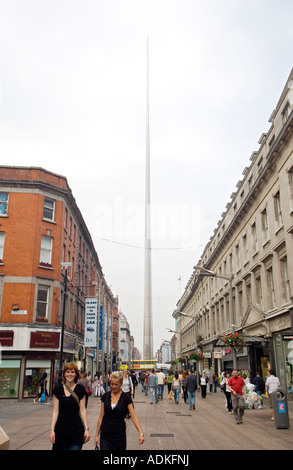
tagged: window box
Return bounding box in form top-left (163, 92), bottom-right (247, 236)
top-left (36, 316), bottom-right (48, 323)
top-left (39, 261), bottom-right (53, 268)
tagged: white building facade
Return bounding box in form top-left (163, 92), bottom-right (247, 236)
top-left (175, 70), bottom-right (293, 398)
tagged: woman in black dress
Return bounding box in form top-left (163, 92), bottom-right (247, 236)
top-left (94, 371), bottom-right (145, 450)
top-left (50, 362), bottom-right (90, 450)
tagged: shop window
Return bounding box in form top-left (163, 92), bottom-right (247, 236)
top-left (0, 193), bottom-right (8, 215)
top-left (23, 360), bottom-right (51, 398)
top-left (0, 360), bottom-right (20, 398)
top-left (274, 333), bottom-right (293, 395)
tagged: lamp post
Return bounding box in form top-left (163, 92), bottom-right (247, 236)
top-left (58, 262), bottom-right (72, 383)
top-left (167, 328), bottom-right (183, 371)
top-left (193, 265), bottom-right (237, 370)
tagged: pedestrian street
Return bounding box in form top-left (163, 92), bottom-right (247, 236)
top-left (1, 387), bottom-right (292, 451)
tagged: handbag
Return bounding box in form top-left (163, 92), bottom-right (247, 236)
top-left (86, 379), bottom-right (92, 396)
top-left (220, 383), bottom-right (226, 392)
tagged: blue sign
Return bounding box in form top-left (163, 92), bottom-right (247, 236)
top-left (99, 306), bottom-right (103, 350)
top-left (278, 403), bottom-right (286, 413)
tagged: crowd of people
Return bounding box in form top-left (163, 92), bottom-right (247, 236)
top-left (46, 362), bottom-right (281, 450)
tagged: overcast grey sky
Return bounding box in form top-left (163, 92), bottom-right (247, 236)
top-left (1, 0), bottom-right (293, 354)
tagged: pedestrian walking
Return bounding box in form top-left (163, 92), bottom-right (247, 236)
top-left (265, 369), bottom-right (281, 421)
top-left (94, 371), bottom-right (145, 450)
top-left (171, 372), bottom-right (181, 404)
top-left (129, 370), bottom-right (138, 398)
top-left (185, 370), bottom-right (197, 410)
top-left (33, 372), bottom-right (49, 404)
top-left (212, 373), bottom-right (218, 393)
top-left (253, 372), bottom-right (265, 397)
top-left (167, 370), bottom-right (174, 394)
top-left (181, 370), bottom-right (188, 403)
top-left (79, 372), bottom-right (89, 408)
top-left (144, 371), bottom-right (149, 396)
top-left (50, 362), bottom-right (90, 450)
top-left (122, 370), bottom-right (133, 418)
top-left (221, 372), bottom-right (233, 413)
top-left (156, 368), bottom-right (166, 399)
top-left (228, 369), bottom-right (246, 424)
top-left (200, 373), bottom-right (208, 398)
top-left (140, 371), bottom-right (146, 392)
top-left (148, 369), bottom-right (158, 404)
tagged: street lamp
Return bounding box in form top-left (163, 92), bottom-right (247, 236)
top-left (175, 309), bottom-right (199, 352)
top-left (166, 328), bottom-right (183, 370)
top-left (58, 262), bottom-right (72, 383)
top-left (193, 265), bottom-right (237, 369)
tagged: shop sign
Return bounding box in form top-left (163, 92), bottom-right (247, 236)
top-left (225, 348), bottom-right (231, 354)
top-left (203, 352), bottom-right (211, 358)
top-left (30, 331), bottom-right (60, 349)
top-left (283, 335), bottom-right (293, 341)
top-left (213, 349), bottom-right (223, 359)
top-left (84, 298), bottom-right (98, 348)
top-left (0, 330), bottom-right (14, 346)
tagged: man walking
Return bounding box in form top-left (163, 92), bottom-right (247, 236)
top-left (228, 370), bottom-right (246, 424)
top-left (266, 369), bottom-right (280, 421)
top-left (148, 369), bottom-right (158, 404)
top-left (185, 370), bottom-right (197, 410)
top-left (156, 368), bottom-right (166, 400)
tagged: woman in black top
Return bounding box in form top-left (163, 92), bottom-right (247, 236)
top-left (95, 371), bottom-right (145, 450)
top-left (50, 362), bottom-right (90, 450)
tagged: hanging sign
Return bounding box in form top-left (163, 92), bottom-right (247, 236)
top-left (84, 298), bottom-right (98, 347)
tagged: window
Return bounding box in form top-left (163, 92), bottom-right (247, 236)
top-left (287, 166), bottom-right (293, 212)
top-left (0, 193), bottom-right (9, 215)
top-left (40, 235), bottom-right (53, 266)
top-left (280, 256), bottom-right (290, 303)
top-left (261, 207), bottom-right (269, 244)
top-left (267, 267), bottom-right (276, 310)
top-left (43, 197), bottom-right (55, 221)
top-left (282, 103), bottom-right (291, 122)
top-left (0, 232), bottom-right (5, 262)
top-left (251, 221), bottom-right (258, 254)
top-left (36, 285), bottom-right (49, 319)
top-left (273, 191), bottom-right (283, 229)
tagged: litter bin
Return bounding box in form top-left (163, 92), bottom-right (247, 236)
top-left (272, 388), bottom-right (290, 429)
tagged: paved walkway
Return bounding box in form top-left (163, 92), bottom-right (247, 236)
top-left (1, 388), bottom-right (292, 451)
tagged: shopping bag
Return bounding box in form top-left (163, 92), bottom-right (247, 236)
top-left (40, 392), bottom-right (45, 403)
top-left (168, 390), bottom-right (174, 400)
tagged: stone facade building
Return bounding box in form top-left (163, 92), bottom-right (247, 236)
top-left (174, 69), bottom-right (293, 398)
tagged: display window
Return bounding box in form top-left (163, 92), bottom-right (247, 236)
top-left (23, 359), bottom-right (51, 398)
top-left (274, 332), bottom-right (293, 396)
top-left (0, 359), bottom-right (20, 398)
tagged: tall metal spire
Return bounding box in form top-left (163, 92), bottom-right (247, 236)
top-left (143, 36), bottom-right (153, 360)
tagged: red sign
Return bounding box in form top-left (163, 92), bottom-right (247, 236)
top-left (30, 331), bottom-right (60, 349)
top-left (0, 330), bottom-right (14, 346)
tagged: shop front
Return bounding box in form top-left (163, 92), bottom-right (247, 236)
top-left (0, 327), bottom-right (61, 399)
top-left (0, 358), bottom-right (21, 399)
top-left (274, 331), bottom-right (293, 399)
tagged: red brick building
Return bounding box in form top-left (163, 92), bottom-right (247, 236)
top-left (0, 166), bottom-right (119, 399)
